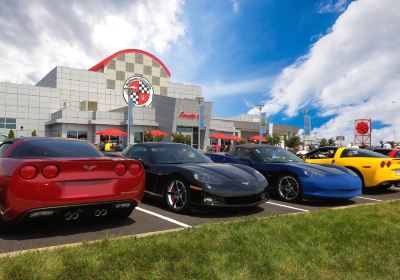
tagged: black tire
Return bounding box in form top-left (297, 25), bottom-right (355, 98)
top-left (113, 208), bottom-right (134, 219)
top-left (164, 177), bottom-right (191, 213)
top-left (275, 173), bottom-right (302, 202)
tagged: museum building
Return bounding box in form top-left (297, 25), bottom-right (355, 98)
top-left (0, 49), bottom-right (299, 149)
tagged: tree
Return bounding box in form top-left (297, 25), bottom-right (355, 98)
top-left (319, 138), bottom-right (328, 147)
top-left (266, 135), bottom-right (281, 146)
top-left (144, 131), bottom-right (163, 142)
top-left (7, 129), bottom-right (15, 139)
top-left (171, 133), bottom-right (191, 145)
top-left (285, 136), bottom-right (301, 150)
top-left (31, 130), bottom-right (38, 137)
top-left (327, 138), bottom-right (335, 146)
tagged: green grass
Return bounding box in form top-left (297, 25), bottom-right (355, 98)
top-left (1, 201), bottom-right (400, 280)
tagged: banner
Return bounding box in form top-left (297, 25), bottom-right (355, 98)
top-left (199, 104), bottom-right (205, 130)
top-left (269, 122), bottom-right (273, 137)
top-left (260, 112), bottom-right (267, 135)
top-left (128, 96), bottom-right (134, 126)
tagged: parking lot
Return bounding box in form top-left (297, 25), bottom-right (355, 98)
top-left (1, 187), bottom-right (399, 255)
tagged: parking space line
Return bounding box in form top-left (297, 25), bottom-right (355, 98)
top-left (136, 207), bottom-right (191, 228)
top-left (355, 196), bottom-right (383, 202)
top-left (266, 201), bottom-right (309, 212)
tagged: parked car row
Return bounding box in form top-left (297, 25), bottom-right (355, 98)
top-left (1, 138), bottom-right (399, 231)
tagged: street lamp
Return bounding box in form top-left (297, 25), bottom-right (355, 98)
top-left (256, 104), bottom-right (263, 144)
top-left (195, 96), bottom-right (205, 150)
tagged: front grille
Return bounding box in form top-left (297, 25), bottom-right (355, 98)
top-left (225, 192), bottom-right (266, 205)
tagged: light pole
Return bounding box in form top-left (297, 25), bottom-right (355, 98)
top-left (393, 101), bottom-right (397, 143)
top-left (196, 96), bottom-right (204, 150)
top-left (256, 104), bottom-right (263, 144)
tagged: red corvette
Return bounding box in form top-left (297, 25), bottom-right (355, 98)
top-left (0, 137), bottom-right (145, 229)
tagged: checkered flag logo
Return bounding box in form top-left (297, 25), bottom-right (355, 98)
top-left (123, 76), bottom-right (154, 107)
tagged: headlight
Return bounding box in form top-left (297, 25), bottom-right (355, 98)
top-left (194, 172), bottom-right (223, 185)
top-left (303, 170), bottom-right (325, 177)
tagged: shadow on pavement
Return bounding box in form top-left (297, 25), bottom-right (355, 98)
top-left (0, 216), bottom-right (135, 241)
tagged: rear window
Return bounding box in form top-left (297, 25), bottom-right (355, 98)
top-left (340, 149), bottom-right (388, 158)
top-left (8, 139), bottom-right (103, 158)
top-left (0, 143), bottom-right (12, 157)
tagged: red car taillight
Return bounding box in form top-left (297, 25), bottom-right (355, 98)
top-left (129, 163), bottom-right (141, 175)
top-left (386, 161), bottom-right (392, 168)
top-left (115, 164), bottom-right (127, 176)
top-left (380, 161), bottom-right (386, 168)
top-left (20, 165), bottom-right (38, 180)
top-left (42, 164), bottom-right (60, 179)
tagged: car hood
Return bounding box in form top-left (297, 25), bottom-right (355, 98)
top-left (182, 163), bottom-right (256, 181)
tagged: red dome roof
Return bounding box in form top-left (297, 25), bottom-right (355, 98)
top-left (88, 49), bottom-right (171, 77)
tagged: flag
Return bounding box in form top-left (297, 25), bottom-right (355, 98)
top-left (269, 123), bottom-right (273, 137)
top-left (260, 112), bottom-right (267, 135)
top-left (199, 105), bottom-right (205, 130)
top-left (128, 96), bottom-right (134, 126)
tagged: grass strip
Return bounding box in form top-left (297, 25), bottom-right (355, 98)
top-left (1, 201), bottom-right (400, 280)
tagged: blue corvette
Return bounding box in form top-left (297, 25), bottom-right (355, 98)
top-left (206, 144), bottom-right (362, 202)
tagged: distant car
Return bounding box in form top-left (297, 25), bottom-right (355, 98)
top-left (206, 144), bottom-right (361, 202)
top-left (304, 147), bottom-right (400, 189)
top-left (0, 138), bottom-right (145, 230)
top-left (122, 142), bottom-right (268, 213)
top-left (370, 148), bottom-right (400, 158)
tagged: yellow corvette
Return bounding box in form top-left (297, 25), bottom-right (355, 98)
top-left (304, 147), bottom-right (400, 189)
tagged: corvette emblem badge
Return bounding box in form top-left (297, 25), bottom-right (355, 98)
top-left (82, 165), bottom-right (97, 171)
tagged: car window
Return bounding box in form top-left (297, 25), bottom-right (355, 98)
top-left (0, 143), bottom-right (12, 158)
top-left (149, 145), bottom-right (212, 164)
top-left (254, 147), bottom-right (303, 163)
top-left (340, 148), bottom-right (387, 158)
top-left (231, 148), bottom-right (253, 161)
top-left (127, 146), bottom-right (150, 163)
top-left (7, 139), bottom-right (102, 158)
top-left (306, 148), bottom-right (337, 159)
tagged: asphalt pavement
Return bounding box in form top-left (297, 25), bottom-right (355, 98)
top-left (1, 187), bottom-right (400, 254)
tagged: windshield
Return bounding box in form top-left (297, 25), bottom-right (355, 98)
top-left (149, 145), bottom-right (212, 164)
top-left (253, 147), bottom-right (303, 163)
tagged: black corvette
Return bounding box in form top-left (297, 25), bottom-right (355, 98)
top-left (122, 143), bottom-right (268, 213)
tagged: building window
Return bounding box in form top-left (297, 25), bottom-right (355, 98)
top-left (152, 60), bottom-right (160, 67)
top-left (126, 62), bottom-right (135, 72)
top-left (67, 130), bottom-right (87, 140)
top-left (0, 117), bottom-right (16, 129)
top-left (152, 76), bottom-right (160, 86)
top-left (144, 65), bottom-right (152, 75)
top-left (87, 101), bottom-right (98, 111)
top-left (117, 54), bottom-right (125, 61)
top-left (134, 132), bottom-right (143, 143)
top-left (116, 71), bottom-right (125, 81)
top-left (107, 60), bottom-right (116, 70)
top-left (135, 54), bottom-right (143, 64)
top-left (106, 79), bottom-right (115, 89)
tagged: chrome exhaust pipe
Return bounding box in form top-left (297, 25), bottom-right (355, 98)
top-left (100, 209), bottom-right (108, 216)
top-left (71, 212), bottom-right (79, 220)
top-left (94, 210), bottom-right (101, 217)
top-left (64, 212), bottom-right (73, 221)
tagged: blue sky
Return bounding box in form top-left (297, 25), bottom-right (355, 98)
top-left (164, 0), bottom-right (351, 129)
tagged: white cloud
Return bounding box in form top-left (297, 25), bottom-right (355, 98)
top-left (262, 0), bottom-right (400, 144)
top-left (0, 0), bottom-right (185, 84)
top-left (318, 0), bottom-right (348, 14)
top-left (231, 0), bottom-right (239, 13)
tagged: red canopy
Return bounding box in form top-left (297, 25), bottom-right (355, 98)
top-left (209, 133), bottom-right (228, 139)
top-left (248, 135), bottom-right (267, 141)
top-left (150, 129), bottom-right (168, 137)
top-left (225, 135), bottom-right (244, 141)
top-left (96, 128), bottom-right (127, 136)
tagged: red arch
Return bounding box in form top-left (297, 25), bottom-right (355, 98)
top-left (88, 49), bottom-right (171, 77)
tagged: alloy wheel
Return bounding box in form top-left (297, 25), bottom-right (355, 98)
top-left (166, 179), bottom-right (188, 211)
top-left (277, 176), bottom-right (300, 201)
